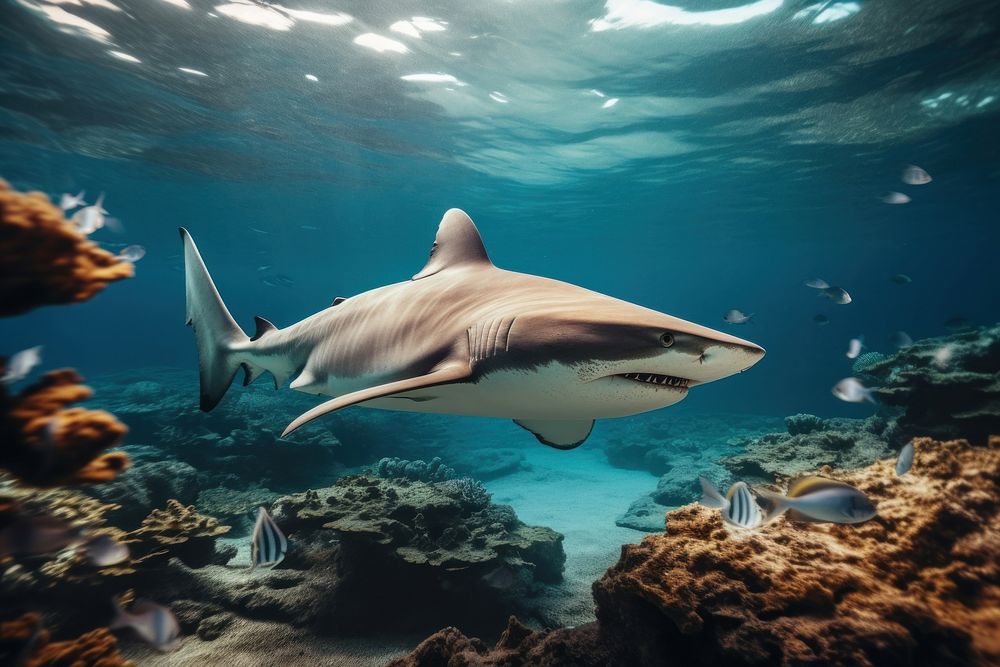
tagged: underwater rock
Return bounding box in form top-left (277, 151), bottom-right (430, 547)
top-left (400, 436), bottom-right (1000, 666)
top-left (195, 483), bottom-right (279, 524)
top-left (450, 447), bottom-right (529, 481)
top-left (0, 179), bottom-right (133, 317)
top-left (85, 460), bottom-right (199, 526)
top-left (0, 367), bottom-right (130, 487)
top-left (388, 616), bottom-right (612, 667)
top-left (784, 412), bottom-right (826, 435)
top-left (0, 613), bottom-right (134, 667)
top-left (274, 474), bottom-right (565, 631)
top-left (863, 324), bottom-right (1000, 444)
top-left (374, 456), bottom-right (456, 482)
top-left (720, 414), bottom-right (892, 482)
top-left (615, 495), bottom-right (666, 533)
top-left (128, 499), bottom-right (230, 569)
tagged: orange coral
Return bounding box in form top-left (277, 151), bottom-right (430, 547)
top-left (0, 368), bottom-right (129, 487)
top-left (0, 613), bottom-right (134, 667)
top-left (0, 179), bottom-right (132, 317)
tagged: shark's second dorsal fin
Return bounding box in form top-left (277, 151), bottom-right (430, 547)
top-left (251, 316), bottom-right (277, 341)
top-left (412, 209), bottom-right (493, 280)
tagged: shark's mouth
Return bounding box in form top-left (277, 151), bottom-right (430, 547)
top-left (618, 373), bottom-right (690, 388)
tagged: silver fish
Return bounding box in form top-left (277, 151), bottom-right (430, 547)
top-left (0, 515), bottom-right (87, 558)
top-left (890, 273), bottom-right (912, 285)
top-left (902, 164), bottom-right (932, 185)
top-left (723, 309), bottom-right (754, 324)
top-left (813, 313), bottom-right (830, 326)
top-left (819, 286), bottom-right (851, 304)
top-left (2, 346), bottom-right (42, 384)
top-left (250, 506), bottom-right (287, 571)
top-left (110, 598), bottom-right (181, 652)
top-left (118, 245), bottom-right (146, 262)
top-left (71, 194), bottom-right (108, 235)
top-left (896, 442), bottom-right (914, 476)
top-left (59, 191), bottom-right (86, 211)
top-left (756, 476), bottom-right (876, 524)
top-left (699, 477), bottom-right (763, 529)
top-left (846, 336), bottom-right (864, 359)
top-left (883, 192), bottom-right (910, 204)
top-left (85, 535), bottom-right (130, 567)
top-left (832, 377), bottom-right (876, 404)
top-left (890, 330), bottom-right (913, 349)
top-left (804, 278), bottom-right (830, 289)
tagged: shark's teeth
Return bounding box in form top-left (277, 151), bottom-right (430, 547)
top-left (620, 373), bottom-right (689, 388)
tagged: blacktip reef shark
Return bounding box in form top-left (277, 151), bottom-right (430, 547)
top-left (181, 209), bottom-right (764, 449)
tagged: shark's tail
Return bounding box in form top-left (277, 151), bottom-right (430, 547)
top-left (180, 228), bottom-right (250, 411)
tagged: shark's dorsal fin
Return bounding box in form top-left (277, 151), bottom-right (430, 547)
top-left (513, 419), bottom-right (594, 450)
top-left (251, 316), bottom-right (277, 341)
top-left (413, 209), bottom-right (493, 280)
top-left (281, 363), bottom-right (471, 437)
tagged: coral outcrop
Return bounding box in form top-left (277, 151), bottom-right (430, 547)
top-left (863, 324), bottom-right (1000, 444)
top-left (0, 180), bottom-right (132, 317)
top-left (128, 499), bottom-right (231, 568)
top-left (0, 613), bottom-right (134, 667)
top-left (374, 456), bottom-right (456, 482)
top-left (397, 437), bottom-right (1000, 666)
top-left (0, 368), bottom-right (130, 487)
top-left (274, 474), bottom-right (565, 630)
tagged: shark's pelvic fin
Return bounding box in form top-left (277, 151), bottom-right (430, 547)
top-left (180, 227), bottom-right (249, 411)
top-left (412, 209), bottom-right (494, 280)
top-left (251, 316), bottom-right (277, 341)
top-left (281, 364), bottom-right (471, 437)
top-left (513, 419), bottom-right (594, 450)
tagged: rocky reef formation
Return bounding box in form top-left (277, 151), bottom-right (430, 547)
top-left (0, 179), bottom-right (132, 317)
top-left (374, 456), bottom-right (456, 482)
top-left (859, 324), bottom-right (1000, 444)
top-left (0, 612), bottom-right (134, 667)
top-left (396, 437), bottom-right (1000, 666)
top-left (128, 499), bottom-right (231, 568)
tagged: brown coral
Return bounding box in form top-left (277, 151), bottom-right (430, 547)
top-left (0, 367), bottom-right (130, 487)
top-left (0, 613), bottom-right (134, 667)
top-left (128, 499), bottom-right (230, 568)
top-left (396, 437), bottom-right (1000, 666)
top-left (0, 179), bottom-right (132, 317)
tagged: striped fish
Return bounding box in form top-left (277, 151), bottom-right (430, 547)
top-left (699, 477), bottom-right (763, 529)
top-left (250, 507), bottom-right (287, 571)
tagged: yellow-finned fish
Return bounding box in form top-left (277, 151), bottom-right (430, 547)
top-left (756, 477), bottom-right (876, 524)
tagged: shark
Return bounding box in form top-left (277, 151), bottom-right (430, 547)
top-left (181, 209), bottom-right (764, 449)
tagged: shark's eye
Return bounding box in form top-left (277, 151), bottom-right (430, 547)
top-left (660, 333), bottom-right (675, 348)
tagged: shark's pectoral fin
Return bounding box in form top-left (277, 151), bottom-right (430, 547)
top-left (281, 364), bottom-right (472, 437)
top-left (514, 419), bottom-right (594, 450)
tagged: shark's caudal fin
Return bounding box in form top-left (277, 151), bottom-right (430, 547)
top-left (180, 228), bottom-right (250, 411)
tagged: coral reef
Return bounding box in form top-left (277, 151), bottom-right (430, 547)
top-left (0, 613), bottom-right (134, 667)
top-left (0, 368), bottom-right (130, 487)
top-left (274, 473), bottom-right (565, 630)
top-left (864, 324), bottom-right (1000, 444)
top-left (720, 413), bottom-right (893, 482)
top-left (375, 456), bottom-right (455, 482)
top-left (0, 179), bottom-right (132, 317)
top-left (397, 437), bottom-right (999, 666)
top-left (128, 499), bottom-right (231, 568)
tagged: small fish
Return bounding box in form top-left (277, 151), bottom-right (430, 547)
top-left (71, 194), bottom-right (108, 235)
top-left (813, 313), bottom-right (830, 326)
top-left (890, 273), bottom-right (912, 285)
top-left (889, 331), bottom-right (913, 349)
top-left (902, 164), bottom-right (932, 185)
top-left (755, 476), bottom-right (876, 524)
top-left (249, 227), bottom-right (271, 235)
top-left (0, 515), bottom-right (87, 558)
top-left (118, 245), bottom-right (146, 262)
top-left (257, 265), bottom-right (271, 272)
top-left (59, 191), bottom-right (86, 211)
top-left (2, 346), bottom-right (42, 384)
top-left (932, 344), bottom-right (954, 369)
top-left (699, 477), bottom-right (763, 529)
top-left (883, 192), bottom-right (910, 205)
top-left (819, 287), bottom-right (851, 304)
top-left (85, 535), bottom-right (130, 567)
top-left (846, 336), bottom-right (864, 359)
top-left (723, 309), bottom-right (754, 324)
top-left (944, 316), bottom-right (972, 331)
top-left (250, 506), bottom-right (287, 571)
top-left (110, 598), bottom-right (181, 652)
top-left (896, 442), bottom-right (914, 476)
top-left (832, 377), bottom-right (877, 404)
top-left (804, 278), bottom-right (829, 289)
